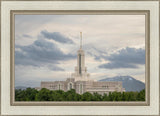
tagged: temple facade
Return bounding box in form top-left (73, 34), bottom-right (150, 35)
top-left (38, 32), bottom-right (125, 94)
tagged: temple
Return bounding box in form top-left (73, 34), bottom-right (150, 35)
top-left (37, 32), bottom-right (125, 94)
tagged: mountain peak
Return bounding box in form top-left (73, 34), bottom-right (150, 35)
top-left (99, 76), bottom-right (145, 92)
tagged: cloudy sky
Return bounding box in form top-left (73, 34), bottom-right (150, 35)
top-left (15, 15), bottom-right (145, 87)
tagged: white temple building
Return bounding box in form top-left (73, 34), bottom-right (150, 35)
top-left (37, 32), bottom-right (125, 95)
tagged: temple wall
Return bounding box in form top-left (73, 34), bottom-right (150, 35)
top-left (40, 78), bottom-right (125, 95)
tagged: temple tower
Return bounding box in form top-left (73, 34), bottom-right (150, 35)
top-left (71, 32), bottom-right (91, 81)
top-left (77, 32), bottom-right (86, 77)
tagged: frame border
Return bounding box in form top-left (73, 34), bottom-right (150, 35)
top-left (10, 10), bottom-right (150, 106)
top-left (0, 0), bottom-right (159, 116)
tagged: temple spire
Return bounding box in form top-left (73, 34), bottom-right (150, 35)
top-left (80, 32), bottom-right (82, 49)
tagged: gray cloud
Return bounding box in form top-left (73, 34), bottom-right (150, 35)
top-left (22, 34), bottom-right (32, 38)
top-left (15, 38), bottom-right (76, 71)
top-left (41, 30), bottom-right (74, 44)
top-left (99, 47), bottom-right (145, 69)
top-left (85, 44), bottom-right (107, 61)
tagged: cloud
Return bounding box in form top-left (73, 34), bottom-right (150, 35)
top-left (84, 44), bottom-right (108, 61)
top-left (15, 38), bottom-right (76, 71)
top-left (14, 15), bottom-right (145, 87)
top-left (41, 30), bottom-right (74, 44)
top-left (99, 62), bottom-right (138, 69)
top-left (22, 34), bottom-right (32, 38)
top-left (99, 47), bottom-right (145, 69)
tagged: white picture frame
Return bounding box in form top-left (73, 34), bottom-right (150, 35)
top-left (1, 0), bottom-right (159, 115)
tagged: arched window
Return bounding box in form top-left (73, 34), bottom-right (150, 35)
top-left (70, 83), bottom-right (72, 89)
top-left (68, 82), bottom-right (73, 90)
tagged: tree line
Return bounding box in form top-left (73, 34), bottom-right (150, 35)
top-left (15, 88), bottom-right (145, 101)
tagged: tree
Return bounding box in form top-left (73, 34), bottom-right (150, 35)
top-left (92, 92), bottom-right (102, 101)
top-left (137, 89), bottom-right (145, 101)
top-left (65, 89), bottom-right (78, 101)
top-left (35, 88), bottom-right (50, 101)
top-left (81, 92), bottom-right (93, 101)
top-left (25, 88), bottom-right (38, 101)
top-left (102, 93), bottom-right (109, 101)
top-left (15, 88), bottom-right (145, 101)
top-left (15, 88), bottom-right (38, 101)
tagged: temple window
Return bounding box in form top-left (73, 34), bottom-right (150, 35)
top-left (58, 84), bottom-right (61, 90)
top-left (80, 83), bottom-right (83, 94)
top-left (69, 83), bottom-right (73, 90)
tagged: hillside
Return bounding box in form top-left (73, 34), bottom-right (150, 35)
top-left (100, 76), bottom-right (145, 92)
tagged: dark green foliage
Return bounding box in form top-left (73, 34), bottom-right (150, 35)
top-left (136, 89), bottom-right (145, 101)
top-left (92, 92), bottom-right (102, 101)
top-left (15, 88), bottom-right (38, 101)
top-left (15, 88), bottom-right (145, 101)
top-left (64, 89), bottom-right (80, 101)
top-left (81, 92), bottom-right (93, 101)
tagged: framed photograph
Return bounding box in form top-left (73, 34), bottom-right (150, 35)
top-left (1, 0), bottom-right (159, 116)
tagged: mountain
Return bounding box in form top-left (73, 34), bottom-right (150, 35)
top-left (99, 76), bottom-right (145, 92)
top-left (15, 86), bottom-right (28, 90)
